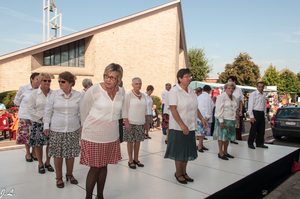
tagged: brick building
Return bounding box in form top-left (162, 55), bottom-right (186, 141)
top-left (0, 0), bottom-right (188, 97)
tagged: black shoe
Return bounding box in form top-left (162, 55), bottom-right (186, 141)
top-left (231, 141), bottom-right (239, 144)
top-left (225, 153), bottom-right (234, 158)
top-left (204, 137), bottom-right (208, 140)
top-left (165, 140), bottom-right (168, 144)
top-left (198, 149), bottom-right (204, 153)
top-left (38, 165), bottom-right (45, 174)
top-left (248, 145), bottom-right (256, 149)
top-left (128, 162), bottom-right (136, 169)
top-left (133, 160), bottom-right (144, 167)
top-left (25, 155), bottom-right (33, 162)
top-left (45, 163), bottom-right (55, 172)
top-left (183, 174), bottom-right (194, 182)
top-left (31, 153), bottom-right (38, 161)
top-left (202, 146), bottom-right (209, 150)
top-left (257, 145), bottom-right (268, 149)
top-left (218, 153), bottom-right (229, 160)
top-left (174, 173), bottom-right (187, 184)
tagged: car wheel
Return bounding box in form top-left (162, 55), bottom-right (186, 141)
top-left (274, 135), bottom-right (282, 140)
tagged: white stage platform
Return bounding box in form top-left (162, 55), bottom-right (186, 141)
top-left (0, 130), bottom-right (298, 199)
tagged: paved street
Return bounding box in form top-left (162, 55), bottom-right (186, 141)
top-left (242, 119), bottom-right (300, 148)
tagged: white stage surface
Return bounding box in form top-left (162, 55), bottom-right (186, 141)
top-left (0, 130), bottom-right (298, 199)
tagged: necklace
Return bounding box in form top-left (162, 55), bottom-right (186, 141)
top-left (132, 90), bottom-right (141, 97)
top-left (62, 93), bottom-right (72, 99)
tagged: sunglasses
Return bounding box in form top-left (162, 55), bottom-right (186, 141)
top-left (58, 80), bottom-right (66, 84)
top-left (42, 80), bottom-right (51, 83)
top-left (104, 74), bottom-right (117, 81)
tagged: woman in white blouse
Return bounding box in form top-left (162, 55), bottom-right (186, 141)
top-left (79, 64), bottom-right (124, 199)
top-left (164, 68), bottom-right (208, 184)
top-left (214, 82), bottom-right (237, 160)
top-left (14, 73), bottom-right (40, 162)
top-left (27, 73), bottom-right (54, 174)
top-left (43, 71), bottom-right (82, 188)
top-left (123, 77), bottom-right (149, 169)
top-left (144, 85), bottom-right (154, 139)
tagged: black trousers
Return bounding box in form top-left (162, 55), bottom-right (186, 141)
top-left (248, 111), bottom-right (265, 146)
top-left (119, 119), bottom-right (123, 143)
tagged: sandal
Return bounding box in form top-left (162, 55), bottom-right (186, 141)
top-left (146, 134), bottom-right (151, 139)
top-left (56, 177), bottom-right (64, 188)
top-left (66, 174), bottom-right (78, 184)
top-left (31, 153), bottom-right (38, 161)
top-left (25, 155), bottom-right (33, 162)
top-left (128, 161), bottom-right (136, 169)
top-left (133, 160), bottom-right (144, 167)
top-left (45, 163), bottom-right (54, 172)
top-left (38, 165), bottom-right (45, 174)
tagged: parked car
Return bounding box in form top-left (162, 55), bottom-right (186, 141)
top-left (271, 106), bottom-right (300, 139)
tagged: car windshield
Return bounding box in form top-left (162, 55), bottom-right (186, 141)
top-left (276, 108), bottom-right (300, 119)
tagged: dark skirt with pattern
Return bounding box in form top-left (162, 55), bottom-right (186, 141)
top-left (123, 124), bottom-right (145, 143)
top-left (28, 121), bottom-right (49, 146)
top-left (164, 129), bottom-right (198, 161)
top-left (213, 119), bottom-right (236, 142)
top-left (80, 138), bottom-right (121, 168)
top-left (49, 129), bottom-right (80, 159)
top-left (16, 119), bottom-right (31, 145)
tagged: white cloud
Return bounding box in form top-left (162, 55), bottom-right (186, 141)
top-left (0, 7), bottom-right (42, 23)
top-left (0, 7), bottom-right (77, 33)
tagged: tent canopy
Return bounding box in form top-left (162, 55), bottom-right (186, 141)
top-left (189, 81), bottom-right (277, 92)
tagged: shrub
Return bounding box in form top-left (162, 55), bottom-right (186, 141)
top-left (151, 95), bottom-right (162, 114)
top-left (0, 90), bottom-right (18, 111)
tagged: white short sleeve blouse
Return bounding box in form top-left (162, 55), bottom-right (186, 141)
top-left (168, 84), bottom-right (198, 131)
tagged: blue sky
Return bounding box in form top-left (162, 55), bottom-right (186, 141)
top-left (1, 0), bottom-right (299, 78)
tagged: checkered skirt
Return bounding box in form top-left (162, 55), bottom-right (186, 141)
top-left (80, 138), bottom-right (121, 168)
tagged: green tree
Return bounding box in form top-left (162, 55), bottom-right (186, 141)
top-left (278, 71), bottom-right (300, 93)
top-left (261, 64), bottom-right (281, 86)
top-left (217, 53), bottom-right (261, 86)
top-left (188, 47), bottom-right (212, 81)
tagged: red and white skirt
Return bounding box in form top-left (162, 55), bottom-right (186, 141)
top-left (80, 138), bottom-right (121, 168)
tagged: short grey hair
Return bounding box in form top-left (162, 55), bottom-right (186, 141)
top-left (132, 77), bottom-right (142, 84)
top-left (165, 83), bottom-right (171, 87)
top-left (82, 78), bottom-right (93, 88)
top-left (224, 82), bottom-right (236, 90)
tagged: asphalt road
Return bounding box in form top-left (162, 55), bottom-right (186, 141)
top-left (242, 119), bottom-right (300, 148)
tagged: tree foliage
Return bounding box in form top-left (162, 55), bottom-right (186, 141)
top-left (261, 64), bottom-right (281, 86)
top-left (278, 71), bottom-right (300, 93)
top-left (217, 53), bottom-right (261, 87)
top-left (188, 47), bottom-right (212, 81)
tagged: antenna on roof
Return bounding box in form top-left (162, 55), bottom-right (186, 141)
top-left (43, 0), bottom-right (62, 42)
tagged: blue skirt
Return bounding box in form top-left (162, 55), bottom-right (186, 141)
top-left (164, 129), bottom-right (198, 161)
top-left (213, 119), bottom-right (236, 142)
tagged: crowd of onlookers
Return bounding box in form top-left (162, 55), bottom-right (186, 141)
top-left (0, 65), bottom-right (270, 199)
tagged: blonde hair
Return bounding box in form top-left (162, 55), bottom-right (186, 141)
top-left (104, 63), bottom-right (123, 87)
top-left (224, 82), bottom-right (236, 90)
top-left (38, 72), bottom-right (52, 83)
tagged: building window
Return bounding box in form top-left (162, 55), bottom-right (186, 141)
top-left (43, 39), bottom-right (85, 67)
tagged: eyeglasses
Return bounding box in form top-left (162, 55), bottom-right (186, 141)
top-left (104, 74), bottom-right (117, 81)
top-left (58, 80), bottom-right (66, 84)
top-left (42, 80), bottom-right (51, 83)
top-left (183, 76), bottom-right (192, 79)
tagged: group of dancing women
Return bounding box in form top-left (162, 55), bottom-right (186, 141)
top-left (14, 64), bottom-right (240, 198)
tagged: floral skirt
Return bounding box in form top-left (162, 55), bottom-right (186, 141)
top-left (80, 138), bottom-right (121, 168)
top-left (16, 119), bottom-right (31, 145)
top-left (213, 119), bottom-right (236, 142)
top-left (195, 121), bottom-right (211, 136)
top-left (162, 114), bottom-right (169, 129)
top-left (49, 130), bottom-right (80, 159)
top-left (28, 121), bottom-right (49, 146)
top-left (123, 124), bottom-right (145, 143)
top-left (164, 129), bottom-right (198, 161)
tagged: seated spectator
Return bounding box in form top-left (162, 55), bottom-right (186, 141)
top-left (0, 102), bottom-right (6, 116)
top-left (152, 105), bottom-right (160, 128)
